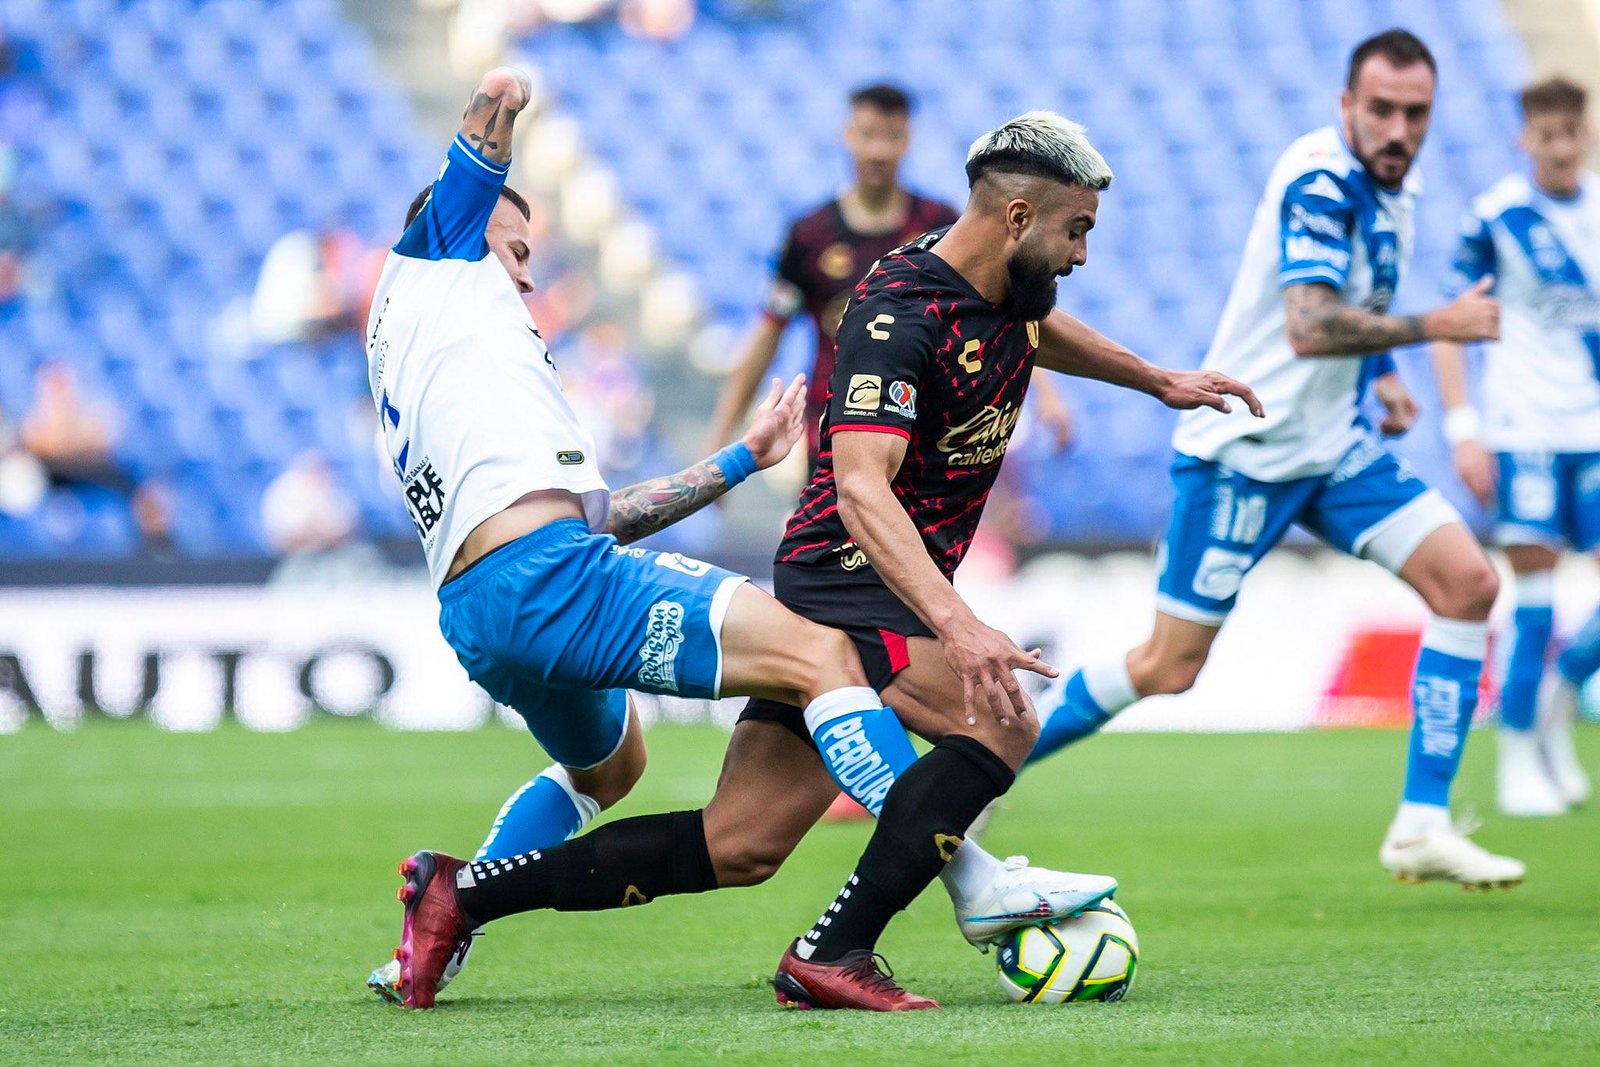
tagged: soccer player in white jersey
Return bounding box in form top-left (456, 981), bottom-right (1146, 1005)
top-left (1022, 30), bottom-right (1526, 888)
top-left (1431, 76), bottom-right (1599, 817)
top-left (366, 68), bottom-right (1116, 1010)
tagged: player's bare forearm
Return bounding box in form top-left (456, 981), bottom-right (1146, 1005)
top-left (460, 67), bottom-right (533, 166)
top-left (1035, 311), bottom-right (1172, 396)
top-left (1037, 311), bottom-right (1264, 417)
top-left (833, 434), bottom-right (972, 634)
top-left (606, 460), bottom-right (729, 545)
top-left (1430, 341), bottom-right (1471, 410)
top-left (1284, 283), bottom-right (1424, 357)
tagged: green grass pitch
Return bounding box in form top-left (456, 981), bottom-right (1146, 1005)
top-left (4, 720), bottom-right (1597, 1066)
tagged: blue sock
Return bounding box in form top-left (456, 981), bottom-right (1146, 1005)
top-left (1402, 617), bottom-right (1488, 808)
top-left (1500, 573), bottom-right (1554, 732)
top-left (803, 687), bottom-right (918, 816)
top-left (475, 765), bottom-right (599, 861)
top-left (1027, 658), bottom-right (1137, 765)
top-left (1557, 603), bottom-right (1600, 688)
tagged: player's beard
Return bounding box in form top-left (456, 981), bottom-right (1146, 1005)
top-left (1006, 245), bottom-right (1060, 321)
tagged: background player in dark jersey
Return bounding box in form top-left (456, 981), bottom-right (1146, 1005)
top-left (394, 111), bottom-right (1259, 1014)
top-left (705, 84), bottom-right (1072, 460)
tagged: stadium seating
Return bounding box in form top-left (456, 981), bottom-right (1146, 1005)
top-left (520, 0), bottom-right (1529, 542)
top-left (0, 0), bottom-right (433, 557)
top-left (0, 0), bottom-right (1533, 558)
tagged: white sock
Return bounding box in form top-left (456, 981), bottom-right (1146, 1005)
top-left (801, 686), bottom-right (882, 732)
top-left (1083, 654), bottom-right (1140, 713)
top-left (541, 764), bottom-right (602, 826)
top-left (939, 839), bottom-right (1004, 905)
top-left (1392, 800), bottom-right (1452, 838)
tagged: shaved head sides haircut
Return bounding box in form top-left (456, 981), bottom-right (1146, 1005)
top-left (965, 111), bottom-right (1113, 191)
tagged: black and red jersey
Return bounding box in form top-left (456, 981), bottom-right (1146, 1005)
top-left (775, 229), bottom-right (1040, 580)
top-left (763, 194), bottom-right (959, 454)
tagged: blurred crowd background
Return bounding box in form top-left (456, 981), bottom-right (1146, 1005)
top-left (1, 0), bottom-right (1594, 581)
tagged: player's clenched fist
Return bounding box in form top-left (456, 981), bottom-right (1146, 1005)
top-left (1426, 276), bottom-right (1500, 343)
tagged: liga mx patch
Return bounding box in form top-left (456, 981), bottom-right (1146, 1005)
top-left (556, 450), bottom-right (585, 465)
top-left (885, 380), bottom-right (917, 418)
top-left (637, 600), bottom-right (686, 693)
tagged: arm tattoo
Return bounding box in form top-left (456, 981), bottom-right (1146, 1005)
top-left (459, 71), bottom-right (531, 165)
top-left (606, 460), bottom-right (731, 545)
top-left (1284, 284), bottom-right (1425, 356)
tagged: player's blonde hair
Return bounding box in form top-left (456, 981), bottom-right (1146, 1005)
top-left (965, 111), bottom-right (1113, 190)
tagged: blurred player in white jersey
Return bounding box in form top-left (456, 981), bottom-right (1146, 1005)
top-left (1431, 76), bottom-right (1598, 817)
top-left (1022, 30), bottom-right (1526, 888)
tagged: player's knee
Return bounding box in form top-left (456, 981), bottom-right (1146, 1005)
top-left (578, 744), bottom-right (646, 811)
top-left (1129, 645), bottom-right (1205, 696)
top-left (799, 623), bottom-right (865, 696)
top-left (1431, 559), bottom-right (1501, 621)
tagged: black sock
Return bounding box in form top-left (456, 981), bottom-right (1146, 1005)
top-left (455, 809), bottom-right (717, 925)
top-left (801, 735), bottom-right (1014, 963)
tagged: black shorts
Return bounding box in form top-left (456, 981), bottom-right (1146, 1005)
top-left (736, 560), bottom-right (935, 746)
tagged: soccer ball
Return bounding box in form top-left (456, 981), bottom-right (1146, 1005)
top-left (995, 900), bottom-right (1139, 1004)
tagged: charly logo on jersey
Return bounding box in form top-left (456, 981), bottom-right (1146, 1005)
top-left (637, 600), bottom-right (686, 693)
top-left (866, 314), bottom-right (896, 340)
top-left (937, 402), bottom-right (1020, 467)
top-left (885, 380), bottom-right (917, 418)
top-left (844, 374), bottom-right (882, 415)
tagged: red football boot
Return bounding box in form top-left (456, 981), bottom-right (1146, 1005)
top-left (823, 792), bottom-right (873, 822)
top-left (392, 851), bottom-right (478, 1009)
top-left (772, 940), bottom-right (939, 1011)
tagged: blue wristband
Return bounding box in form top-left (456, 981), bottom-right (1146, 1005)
top-left (710, 442), bottom-right (758, 487)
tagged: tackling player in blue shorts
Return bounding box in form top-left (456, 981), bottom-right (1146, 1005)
top-left (364, 68), bottom-right (1122, 1010)
top-left (1431, 76), bottom-right (1598, 817)
top-left (1024, 30), bottom-right (1525, 889)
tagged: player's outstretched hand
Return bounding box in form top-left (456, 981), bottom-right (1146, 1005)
top-left (1374, 373), bottom-right (1419, 437)
top-left (1427, 276), bottom-right (1500, 343)
top-left (1157, 370), bottom-right (1265, 417)
top-left (740, 375), bottom-right (808, 470)
top-left (941, 612), bottom-right (1058, 728)
top-left (1454, 440), bottom-right (1497, 506)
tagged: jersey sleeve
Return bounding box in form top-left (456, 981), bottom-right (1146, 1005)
top-left (1278, 170), bottom-right (1356, 290)
top-left (393, 135), bottom-right (510, 262)
top-left (1443, 212), bottom-right (1497, 298)
top-left (761, 222), bottom-right (807, 321)
top-left (826, 289), bottom-right (935, 440)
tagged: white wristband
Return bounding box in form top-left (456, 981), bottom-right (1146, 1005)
top-left (1442, 406), bottom-right (1481, 446)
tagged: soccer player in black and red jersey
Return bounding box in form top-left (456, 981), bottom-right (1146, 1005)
top-left (390, 112), bottom-right (1258, 1013)
top-left (706, 84), bottom-right (1072, 461)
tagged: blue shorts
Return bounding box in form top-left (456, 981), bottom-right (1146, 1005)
top-left (438, 519), bottom-right (747, 769)
top-left (1158, 440), bottom-right (1460, 625)
top-left (1494, 452), bottom-right (1600, 553)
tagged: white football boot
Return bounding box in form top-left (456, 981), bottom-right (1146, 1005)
top-left (1496, 728), bottom-right (1568, 817)
top-left (1537, 675), bottom-right (1591, 807)
top-left (953, 856), bottom-right (1117, 950)
top-left (367, 931), bottom-right (477, 1005)
top-left (1380, 816), bottom-right (1525, 890)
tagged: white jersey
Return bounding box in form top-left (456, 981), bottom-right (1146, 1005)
top-left (1173, 126), bottom-right (1420, 481)
top-left (1447, 171), bottom-right (1600, 453)
top-left (366, 136), bottom-right (609, 587)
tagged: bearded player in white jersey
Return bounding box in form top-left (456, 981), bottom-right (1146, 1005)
top-left (364, 68), bottom-right (1118, 1010)
top-left (1432, 76), bottom-right (1599, 818)
top-left (1020, 30), bottom-right (1526, 888)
